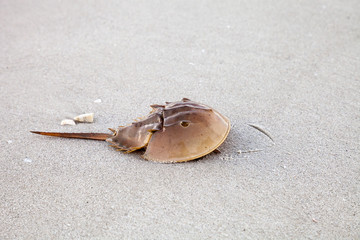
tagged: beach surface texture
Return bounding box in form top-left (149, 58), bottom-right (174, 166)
top-left (1, 0), bottom-right (359, 239)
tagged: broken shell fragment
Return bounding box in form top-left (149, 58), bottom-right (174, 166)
top-left (74, 113), bottom-right (94, 123)
top-left (61, 119), bottom-right (76, 126)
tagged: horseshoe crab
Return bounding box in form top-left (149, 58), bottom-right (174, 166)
top-left (31, 98), bottom-right (231, 163)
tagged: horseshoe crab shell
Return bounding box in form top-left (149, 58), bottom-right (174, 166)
top-left (107, 98), bottom-right (230, 163)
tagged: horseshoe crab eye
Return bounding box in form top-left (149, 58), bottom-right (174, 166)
top-left (180, 121), bottom-right (190, 127)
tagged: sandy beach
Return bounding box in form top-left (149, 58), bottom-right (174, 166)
top-left (1, 0), bottom-right (359, 239)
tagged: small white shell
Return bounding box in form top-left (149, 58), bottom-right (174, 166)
top-left (94, 99), bottom-right (102, 103)
top-left (74, 113), bottom-right (94, 123)
top-left (61, 119), bottom-right (76, 126)
top-left (24, 157), bottom-right (32, 163)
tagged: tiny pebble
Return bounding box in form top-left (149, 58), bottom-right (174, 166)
top-left (24, 157), bottom-right (32, 163)
top-left (7, 140), bottom-right (13, 144)
top-left (94, 99), bottom-right (102, 103)
top-left (74, 113), bottom-right (94, 123)
top-left (61, 119), bottom-right (76, 126)
top-left (189, 62), bottom-right (195, 65)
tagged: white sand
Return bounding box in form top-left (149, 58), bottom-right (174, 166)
top-left (1, 0), bottom-right (359, 239)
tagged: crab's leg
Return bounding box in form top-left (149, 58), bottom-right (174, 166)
top-left (30, 131), bottom-right (111, 141)
top-left (247, 124), bottom-right (274, 143)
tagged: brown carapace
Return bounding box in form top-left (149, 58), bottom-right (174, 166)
top-left (31, 98), bottom-right (231, 163)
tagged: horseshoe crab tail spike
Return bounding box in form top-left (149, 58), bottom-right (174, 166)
top-left (30, 131), bottom-right (111, 141)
